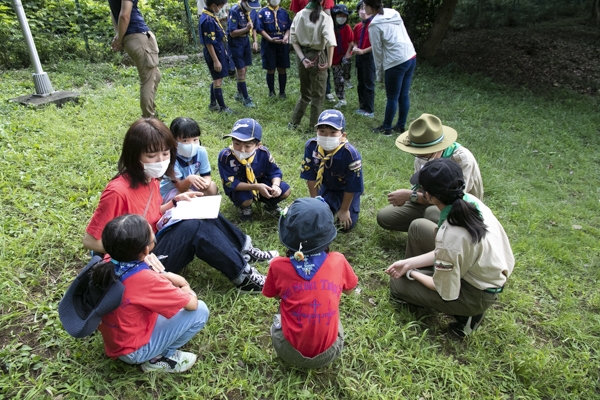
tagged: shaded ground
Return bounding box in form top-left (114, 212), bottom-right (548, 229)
top-left (430, 17), bottom-right (600, 96)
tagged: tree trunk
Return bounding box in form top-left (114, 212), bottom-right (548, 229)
top-left (593, 0), bottom-right (600, 25)
top-left (418, 0), bottom-right (460, 60)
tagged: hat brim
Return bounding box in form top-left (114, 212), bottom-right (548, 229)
top-left (314, 122), bottom-right (344, 130)
top-left (247, 0), bottom-right (261, 8)
top-left (223, 133), bottom-right (260, 142)
top-left (395, 125), bottom-right (457, 155)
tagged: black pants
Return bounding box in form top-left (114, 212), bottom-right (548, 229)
top-left (355, 53), bottom-right (375, 113)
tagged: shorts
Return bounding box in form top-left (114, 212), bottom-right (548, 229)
top-left (226, 180), bottom-right (290, 207)
top-left (203, 44), bottom-right (229, 80)
top-left (260, 39), bottom-right (290, 70)
top-left (229, 37), bottom-right (252, 69)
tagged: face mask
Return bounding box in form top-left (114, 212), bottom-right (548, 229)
top-left (143, 159), bottom-right (170, 179)
top-left (317, 136), bottom-right (341, 151)
top-left (336, 17), bottom-right (347, 25)
top-left (270, 0), bottom-right (281, 6)
top-left (233, 149), bottom-right (255, 160)
top-left (177, 142), bottom-right (200, 158)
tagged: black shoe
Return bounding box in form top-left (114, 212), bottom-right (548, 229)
top-left (236, 266), bottom-right (265, 294)
top-left (240, 206), bottom-right (253, 222)
top-left (242, 245), bottom-right (279, 263)
top-left (372, 125), bottom-right (392, 137)
top-left (392, 125), bottom-right (405, 133)
top-left (279, 93), bottom-right (287, 99)
top-left (449, 312), bottom-right (486, 338)
top-left (268, 91), bottom-right (276, 98)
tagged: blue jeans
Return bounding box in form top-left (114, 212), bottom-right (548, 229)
top-left (118, 302), bottom-right (210, 364)
top-left (383, 57), bottom-right (416, 130)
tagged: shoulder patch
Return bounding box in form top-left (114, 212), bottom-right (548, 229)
top-left (348, 160), bottom-right (362, 172)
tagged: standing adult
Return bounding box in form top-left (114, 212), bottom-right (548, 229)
top-left (385, 159), bottom-right (514, 337)
top-left (288, 0), bottom-right (337, 130)
top-left (108, 0), bottom-right (161, 118)
top-left (363, 0), bottom-right (416, 137)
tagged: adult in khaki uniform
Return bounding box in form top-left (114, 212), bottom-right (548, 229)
top-left (109, 0), bottom-right (161, 118)
top-left (385, 159), bottom-right (513, 337)
top-left (377, 113), bottom-right (483, 232)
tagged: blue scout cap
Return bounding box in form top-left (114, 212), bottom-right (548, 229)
top-left (279, 197), bottom-right (337, 254)
top-left (315, 109), bottom-right (346, 130)
top-left (246, 0), bottom-right (261, 9)
top-left (332, 4), bottom-right (350, 15)
top-left (224, 118), bottom-right (263, 142)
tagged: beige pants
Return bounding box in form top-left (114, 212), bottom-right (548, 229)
top-left (123, 32), bottom-right (161, 117)
top-left (377, 202), bottom-right (440, 232)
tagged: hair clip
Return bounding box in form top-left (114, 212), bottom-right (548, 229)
top-left (293, 243), bottom-right (305, 262)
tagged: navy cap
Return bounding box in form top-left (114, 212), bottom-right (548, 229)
top-left (59, 256), bottom-right (125, 338)
top-left (279, 197), bottom-right (337, 254)
top-left (224, 118), bottom-right (263, 142)
top-left (332, 4), bottom-right (350, 15)
top-left (315, 109), bottom-right (346, 130)
top-left (246, 0), bottom-right (261, 9)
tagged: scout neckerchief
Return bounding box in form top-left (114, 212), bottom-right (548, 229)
top-left (314, 140), bottom-right (346, 189)
top-left (267, 5), bottom-right (280, 35)
top-left (437, 193), bottom-right (481, 228)
top-left (358, 16), bottom-right (373, 49)
top-left (290, 251), bottom-right (327, 280)
top-left (239, 1), bottom-right (252, 35)
top-left (230, 145), bottom-right (259, 199)
top-left (110, 260), bottom-right (150, 280)
top-left (202, 8), bottom-right (227, 42)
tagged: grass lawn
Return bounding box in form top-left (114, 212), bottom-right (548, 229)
top-left (0, 54), bottom-right (599, 399)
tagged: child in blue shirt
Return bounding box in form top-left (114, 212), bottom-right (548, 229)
top-left (256, 0), bottom-right (292, 98)
top-left (160, 117), bottom-right (218, 202)
top-left (200, 0), bottom-right (233, 114)
top-left (218, 118), bottom-right (291, 221)
top-left (300, 110), bottom-right (364, 231)
top-left (228, 0), bottom-right (260, 108)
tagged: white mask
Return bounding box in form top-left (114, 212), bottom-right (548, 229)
top-left (336, 17), bottom-right (347, 25)
top-left (317, 136), bottom-right (341, 151)
top-left (270, 0), bottom-right (281, 6)
top-left (178, 142), bottom-right (200, 158)
top-left (143, 159), bottom-right (170, 179)
top-left (233, 149), bottom-right (255, 160)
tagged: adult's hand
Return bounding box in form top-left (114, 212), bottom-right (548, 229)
top-left (385, 259), bottom-right (413, 279)
top-left (387, 189), bottom-right (411, 206)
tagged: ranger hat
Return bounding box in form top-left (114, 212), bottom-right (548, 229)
top-left (395, 114), bottom-right (457, 155)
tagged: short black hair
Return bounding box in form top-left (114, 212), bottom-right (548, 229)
top-left (170, 117), bottom-right (201, 140)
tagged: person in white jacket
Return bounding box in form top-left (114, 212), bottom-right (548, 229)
top-left (364, 0), bottom-right (416, 137)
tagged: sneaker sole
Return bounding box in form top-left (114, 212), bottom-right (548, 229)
top-left (141, 355), bottom-right (197, 373)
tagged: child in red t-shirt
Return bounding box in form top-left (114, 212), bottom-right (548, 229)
top-left (330, 4), bottom-right (355, 109)
top-left (262, 197), bottom-right (358, 368)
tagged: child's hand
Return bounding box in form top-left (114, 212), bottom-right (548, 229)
top-left (175, 191), bottom-right (204, 203)
top-left (252, 41), bottom-right (259, 52)
top-left (214, 60), bottom-right (222, 72)
top-left (165, 272), bottom-right (189, 288)
top-left (385, 260), bottom-right (412, 279)
top-left (352, 48), bottom-right (362, 56)
top-left (187, 175), bottom-right (208, 190)
top-left (257, 183), bottom-right (273, 198)
top-left (336, 210), bottom-right (352, 230)
top-left (270, 184), bottom-right (282, 197)
top-left (145, 253), bottom-right (166, 273)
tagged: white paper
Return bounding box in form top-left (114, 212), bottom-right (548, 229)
top-left (170, 195), bottom-right (222, 220)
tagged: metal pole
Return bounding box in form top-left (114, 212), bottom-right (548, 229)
top-left (11, 0), bottom-right (54, 96)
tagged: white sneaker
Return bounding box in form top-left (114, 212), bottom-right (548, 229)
top-left (334, 99), bottom-right (347, 109)
top-left (326, 93), bottom-right (336, 102)
top-left (141, 350), bottom-right (197, 373)
top-left (236, 266), bottom-right (266, 294)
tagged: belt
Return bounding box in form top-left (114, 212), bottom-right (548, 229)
top-left (301, 46), bottom-right (321, 52)
top-left (484, 287), bottom-right (504, 294)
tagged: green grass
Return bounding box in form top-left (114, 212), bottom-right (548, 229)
top-left (1, 54), bottom-right (599, 399)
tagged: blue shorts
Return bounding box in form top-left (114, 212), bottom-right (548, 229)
top-left (320, 187), bottom-right (361, 230)
top-left (229, 37), bottom-right (252, 69)
top-left (203, 45), bottom-right (229, 80)
top-left (226, 180), bottom-right (290, 207)
top-left (260, 39), bottom-right (290, 70)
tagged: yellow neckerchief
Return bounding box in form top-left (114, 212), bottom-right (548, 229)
top-left (267, 5), bottom-right (280, 34)
top-left (230, 145), bottom-right (259, 199)
top-left (239, 2), bottom-right (252, 35)
top-left (202, 8), bottom-right (227, 42)
top-left (314, 140), bottom-right (346, 189)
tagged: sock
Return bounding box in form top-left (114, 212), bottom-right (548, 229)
top-left (214, 86), bottom-right (226, 108)
top-left (210, 83), bottom-right (216, 105)
top-left (266, 73), bottom-right (275, 93)
top-left (237, 80), bottom-right (249, 99)
top-left (278, 73), bottom-right (287, 94)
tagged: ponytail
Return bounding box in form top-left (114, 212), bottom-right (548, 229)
top-left (91, 261), bottom-right (117, 290)
top-left (446, 198), bottom-right (488, 243)
top-left (309, 0), bottom-right (322, 23)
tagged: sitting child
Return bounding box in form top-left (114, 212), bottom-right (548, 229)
top-left (160, 117), bottom-right (218, 202)
top-left (263, 197), bottom-right (358, 368)
top-left (93, 214), bottom-right (209, 373)
top-left (300, 109), bottom-right (364, 231)
top-left (218, 118), bottom-right (291, 221)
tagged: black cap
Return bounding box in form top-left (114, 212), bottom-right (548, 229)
top-left (417, 158), bottom-right (465, 196)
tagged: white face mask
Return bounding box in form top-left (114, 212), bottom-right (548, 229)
top-left (317, 136), bottom-right (341, 151)
top-left (178, 142), bottom-right (200, 158)
top-left (143, 159), bottom-right (170, 179)
top-left (233, 149), bottom-right (255, 160)
top-left (336, 17), bottom-right (347, 25)
top-left (270, 0), bottom-right (281, 6)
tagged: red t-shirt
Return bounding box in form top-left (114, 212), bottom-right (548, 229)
top-left (290, 0), bottom-right (334, 13)
top-left (353, 20), bottom-right (371, 50)
top-left (98, 269), bottom-right (191, 358)
top-left (262, 252), bottom-right (358, 358)
top-left (86, 175), bottom-right (163, 239)
top-left (332, 24), bottom-right (354, 65)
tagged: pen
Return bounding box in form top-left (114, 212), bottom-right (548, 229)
top-left (157, 255), bottom-right (168, 260)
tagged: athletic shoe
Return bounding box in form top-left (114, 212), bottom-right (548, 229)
top-left (392, 125), bottom-right (405, 133)
top-left (236, 266), bottom-right (266, 294)
top-left (243, 97), bottom-right (256, 108)
top-left (263, 203), bottom-right (283, 218)
top-left (243, 245), bottom-right (279, 263)
top-left (326, 93), bottom-right (336, 102)
top-left (234, 93), bottom-right (243, 102)
top-left (240, 205), bottom-right (253, 222)
top-left (141, 350), bottom-right (197, 373)
top-left (372, 125), bottom-right (392, 137)
top-left (268, 91), bottom-right (276, 98)
top-left (208, 103), bottom-right (221, 112)
top-left (279, 93), bottom-right (287, 99)
top-left (334, 99), bottom-right (347, 109)
top-left (287, 122), bottom-right (298, 131)
top-left (449, 312), bottom-right (486, 338)
top-left (220, 107), bottom-right (234, 115)
top-left (344, 81), bottom-right (354, 89)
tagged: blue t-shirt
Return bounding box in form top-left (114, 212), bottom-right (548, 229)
top-left (218, 146), bottom-right (283, 196)
top-left (300, 139), bottom-right (364, 193)
top-left (108, 0), bottom-right (149, 36)
top-left (160, 147), bottom-right (212, 200)
top-left (199, 9), bottom-right (226, 48)
top-left (228, 4), bottom-right (257, 47)
top-left (256, 6), bottom-right (291, 39)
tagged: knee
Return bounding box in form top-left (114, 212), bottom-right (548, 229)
top-left (280, 188), bottom-right (291, 199)
top-left (205, 182), bottom-right (218, 196)
top-left (376, 208), bottom-right (396, 231)
top-left (240, 199), bottom-right (253, 207)
top-left (192, 301), bottom-right (210, 326)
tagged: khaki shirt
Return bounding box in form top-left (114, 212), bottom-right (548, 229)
top-left (290, 9), bottom-right (336, 50)
top-left (432, 197), bottom-right (514, 301)
top-left (415, 146), bottom-right (484, 200)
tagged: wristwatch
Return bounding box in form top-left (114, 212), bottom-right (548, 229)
top-left (410, 190), bottom-right (418, 203)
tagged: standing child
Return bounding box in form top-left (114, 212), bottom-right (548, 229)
top-left (199, 0), bottom-right (234, 113)
top-left (300, 109), bottom-right (364, 231)
top-left (330, 4), bottom-right (354, 109)
top-left (93, 214), bottom-right (209, 372)
top-left (198, 0), bottom-right (236, 77)
top-left (218, 118), bottom-right (291, 222)
top-left (160, 117), bottom-right (218, 203)
top-left (351, 1), bottom-right (375, 118)
top-left (256, 0), bottom-right (292, 98)
top-left (263, 197), bottom-right (358, 368)
top-left (229, 0), bottom-right (260, 108)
